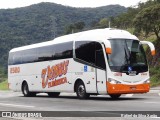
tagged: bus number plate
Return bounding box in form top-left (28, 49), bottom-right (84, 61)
top-left (130, 86), bottom-right (136, 90)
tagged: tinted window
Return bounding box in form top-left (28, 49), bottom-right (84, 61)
top-left (8, 41), bottom-right (73, 65)
top-left (75, 41), bottom-right (105, 69)
top-left (37, 42), bottom-right (73, 61)
top-left (95, 46), bottom-right (106, 69)
top-left (8, 53), bottom-right (14, 65)
top-left (37, 46), bottom-right (54, 62)
top-left (75, 41), bottom-right (95, 64)
top-left (22, 49), bottom-right (37, 63)
top-left (10, 52), bottom-right (22, 65)
top-left (53, 42), bottom-right (73, 60)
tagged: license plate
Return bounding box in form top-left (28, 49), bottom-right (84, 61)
top-left (130, 86), bottom-right (136, 90)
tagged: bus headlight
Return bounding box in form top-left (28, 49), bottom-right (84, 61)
top-left (143, 79), bottom-right (150, 83)
top-left (108, 78), bottom-right (121, 84)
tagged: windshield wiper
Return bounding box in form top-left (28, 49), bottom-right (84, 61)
top-left (124, 47), bottom-right (130, 65)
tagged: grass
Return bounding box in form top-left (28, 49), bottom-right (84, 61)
top-left (0, 80), bottom-right (9, 90)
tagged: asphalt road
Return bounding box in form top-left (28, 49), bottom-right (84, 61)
top-left (0, 89), bottom-right (160, 119)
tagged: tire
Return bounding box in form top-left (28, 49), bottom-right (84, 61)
top-left (76, 81), bottom-right (90, 99)
top-left (109, 94), bottom-right (121, 99)
top-left (22, 82), bottom-right (36, 97)
top-left (48, 92), bottom-right (60, 97)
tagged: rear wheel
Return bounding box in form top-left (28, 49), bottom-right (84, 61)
top-left (109, 94), bottom-right (121, 99)
top-left (48, 92), bottom-right (60, 97)
top-left (76, 81), bottom-right (90, 99)
top-left (22, 82), bottom-right (36, 97)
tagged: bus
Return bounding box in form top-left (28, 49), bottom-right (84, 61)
top-left (8, 28), bottom-right (155, 99)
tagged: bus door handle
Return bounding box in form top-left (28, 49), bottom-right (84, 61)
top-left (97, 81), bottom-right (103, 84)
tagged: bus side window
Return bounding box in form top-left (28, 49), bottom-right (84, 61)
top-left (8, 53), bottom-right (14, 65)
top-left (14, 51), bottom-right (22, 65)
top-left (22, 49), bottom-right (37, 64)
top-left (75, 41), bottom-right (106, 69)
top-left (75, 41), bottom-right (95, 65)
top-left (54, 42), bottom-right (73, 60)
top-left (37, 46), bottom-right (54, 62)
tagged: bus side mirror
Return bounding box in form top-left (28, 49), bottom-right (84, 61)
top-left (104, 40), bottom-right (112, 54)
top-left (140, 41), bottom-right (155, 56)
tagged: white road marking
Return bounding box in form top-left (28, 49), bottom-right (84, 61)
top-left (0, 103), bottom-right (35, 108)
top-left (145, 102), bottom-right (160, 104)
top-left (158, 93), bottom-right (160, 96)
top-left (125, 94), bottom-right (133, 97)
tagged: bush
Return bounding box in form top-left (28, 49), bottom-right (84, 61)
top-left (150, 67), bottom-right (160, 87)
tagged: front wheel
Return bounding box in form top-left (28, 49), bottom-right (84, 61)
top-left (109, 94), bottom-right (121, 99)
top-left (76, 81), bottom-right (90, 99)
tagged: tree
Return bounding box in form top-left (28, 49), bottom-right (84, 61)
top-left (65, 22), bottom-right (85, 34)
top-left (98, 18), bottom-right (109, 28)
top-left (133, 4), bottom-right (160, 40)
top-left (91, 18), bottom-right (109, 29)
top-left (74, 22), bottom-right (85, 30)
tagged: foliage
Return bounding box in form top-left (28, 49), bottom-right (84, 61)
top-left (150, 67), bottom-right (160, 87)
top-left (0, 66), bottom-right (6, 82)
top-left (65, 22), bottom-right (85, 34)
top-left (112, 7), bottom-right (139, 29)
top-left (96, 18), bottom-right (109, 28)
top-left (133, 4), bottom-right (160, 39)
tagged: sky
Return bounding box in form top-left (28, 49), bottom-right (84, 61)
top-left (0, 0), bottom-right (148, 9)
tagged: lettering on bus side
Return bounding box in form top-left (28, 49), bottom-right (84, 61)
top-left (10, 67), bottom-right (20, 74)
top-left (41, 60), bottom-right (69, 88)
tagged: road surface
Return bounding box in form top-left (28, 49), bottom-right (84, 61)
top-left (0, 89), bottom-right (159, 119)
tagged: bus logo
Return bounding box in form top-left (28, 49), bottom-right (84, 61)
top-left (41, 60), bottom-right (69, 88)
top-left (10, 67), bottom-right (20, 74)
top-left (128, 66), bottom-right (132, 72)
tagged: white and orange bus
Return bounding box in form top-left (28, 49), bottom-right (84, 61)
top-left (8, 28), bottom-right (155, 99)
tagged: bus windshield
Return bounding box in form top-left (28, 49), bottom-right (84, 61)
top-left (107, 39), bottom-right (148, 73)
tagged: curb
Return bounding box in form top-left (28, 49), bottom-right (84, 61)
top-left (149, 89), bottom-right (160, 93)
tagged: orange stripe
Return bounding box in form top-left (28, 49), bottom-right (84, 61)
top-left (107, 82), bottom-right (150, 94)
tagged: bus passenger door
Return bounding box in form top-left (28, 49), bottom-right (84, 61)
top-left (95, 50), bottom-right (107, 94)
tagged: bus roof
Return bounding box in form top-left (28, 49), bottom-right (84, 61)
top-left (10, 28), bottom-right (139, 53)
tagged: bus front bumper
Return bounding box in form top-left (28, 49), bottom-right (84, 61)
top-left (107, 82), bottom-right (150, 94)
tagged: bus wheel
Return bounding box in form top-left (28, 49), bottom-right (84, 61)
top-left (109, 94), bottom-right (121, 99)
top-left (48, 92), bottom-right (60, 97)
top-left (76, 81), bottom-right (89, 99)
top-left (22, 82), bottom-right (36, 97)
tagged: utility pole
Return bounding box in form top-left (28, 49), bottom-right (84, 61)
top-left (109, 20), bottom-right (111, 28)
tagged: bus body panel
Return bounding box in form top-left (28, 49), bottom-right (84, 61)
top-left (8, 59), bottom-right (99, 94)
